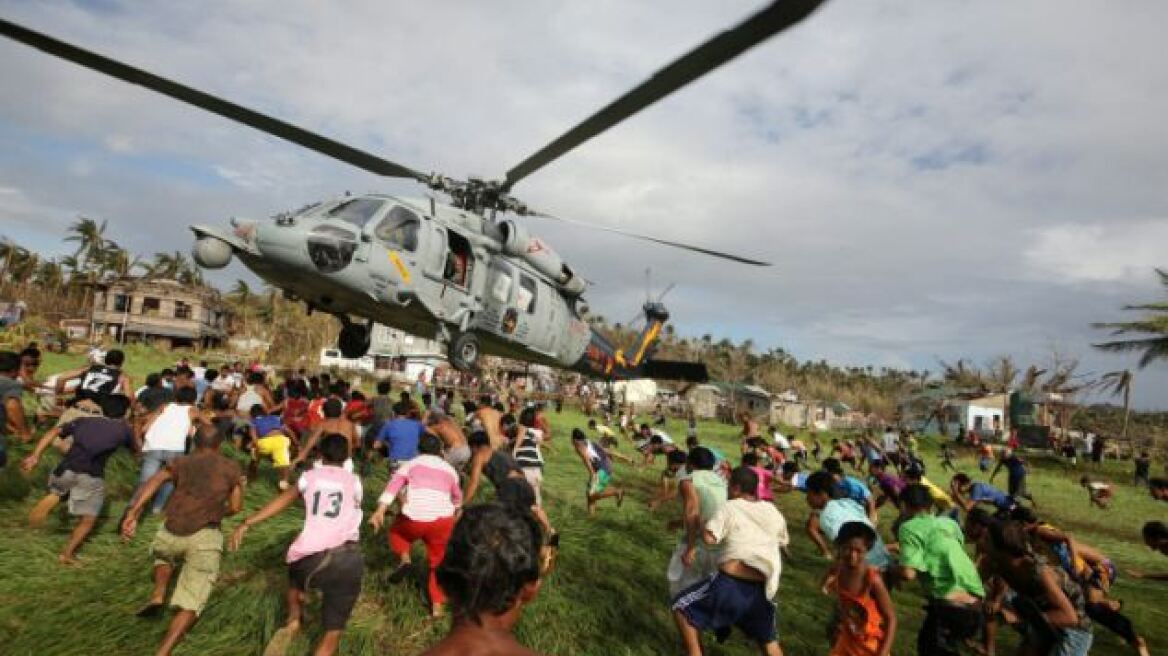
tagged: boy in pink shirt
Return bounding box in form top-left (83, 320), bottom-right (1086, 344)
top-left (371, 433), bottom-right (462, 617)
top-left (231, 433), bottom-right (364, 656)
top-left (742, 453), bottom-right (775, 502)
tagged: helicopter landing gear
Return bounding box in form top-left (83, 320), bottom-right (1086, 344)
top-left (337, 319), bottom-right (371, 359)
top-left (448, 332), bottom-right (480, 371)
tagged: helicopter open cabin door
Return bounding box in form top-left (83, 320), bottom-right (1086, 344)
top-left (420, 223), bottom-right (474, 324)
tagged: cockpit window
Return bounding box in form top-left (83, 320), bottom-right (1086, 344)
top-left (373, 205), bottom-right (420, 252)
top-left (325, 198), bottom-right (385, 228)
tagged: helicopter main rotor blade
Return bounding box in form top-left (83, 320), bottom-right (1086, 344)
top-left (502, 0), bottom-right (827, 189)
top-left (529, 211), bottom-right (771, 267)
top-left (0, 18), bottom-right (427, 182)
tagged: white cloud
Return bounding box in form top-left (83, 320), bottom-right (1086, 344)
top-left (1025, 220), bottom-right (1168, 283)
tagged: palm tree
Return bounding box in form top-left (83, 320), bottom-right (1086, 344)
top-left (33, 259), bottom-right (64, 292)
top-left (1097, 369), bottom-right (1134, 439)
top-left (984, 355), bottom-right (1019, 392)
top-left (8, 248), bottom-right (39, 288)
top-left (64, 216), bottom-right (109, 274)
top-left (229, 279), bottom-right (253, 337)
top-left (1093, 268), bottom-right (1168, 367)
top-left (0, 237), bottom-right (20, 285)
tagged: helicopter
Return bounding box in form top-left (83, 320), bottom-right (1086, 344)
top-left (0, 1), bottom-right (827, 381)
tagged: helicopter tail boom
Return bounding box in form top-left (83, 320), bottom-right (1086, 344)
top-left (570, 301), bottom-right (705, 382)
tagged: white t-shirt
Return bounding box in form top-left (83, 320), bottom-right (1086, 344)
top-left (143, 403), bottom-right (192, 452)
top-left (705, 498), bottom-right (789, 599)
top-left (882, 431), bottom-right (899, 453)
top-left (772, 431), bottom-right (790, 450)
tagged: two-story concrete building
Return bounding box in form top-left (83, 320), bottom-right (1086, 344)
top-left (91, 278), bottom-right (230, 349)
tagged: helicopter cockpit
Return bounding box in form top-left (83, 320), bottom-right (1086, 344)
top-left (303, 197), bottom-right (423, 274)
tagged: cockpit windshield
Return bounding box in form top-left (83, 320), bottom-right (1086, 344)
top-left (324, 197), bottom-right (386, 229)
top-left (372, 205), bottom-right (420, 251)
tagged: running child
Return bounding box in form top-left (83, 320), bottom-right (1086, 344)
top-left (827, 521), bottom-right (897, 656)
top-left (230, 434), bottom-right (364, 656)
top-left (741, 452), bottom-right (775, 502)
top-left (515, 407), bottom-right (546, 505)
top-left (939, 443), bottom-right (957, 472)
top-left (977, 442), bottom-right (994, 472)
top-left (588, 418), bottom-right (619, 449)
top-left (1134, 451), bottom-right (1151, 488)
top-left (1081, 475), bottom-right (1114, 509)
top-left (571, 427), bottom-right (626, 516)
top-left (370, 433), bottom-right (461, 617)
top-left (648, 450), bottom-right (689, 511)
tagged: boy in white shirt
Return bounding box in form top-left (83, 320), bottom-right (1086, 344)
top-left (672, 466), bottom-right (789, 656)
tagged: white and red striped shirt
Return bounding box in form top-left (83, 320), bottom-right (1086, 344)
top-left (379, 454), bottom-right (461, 522)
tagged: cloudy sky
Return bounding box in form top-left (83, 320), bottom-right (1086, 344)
top-left (2, 1), bottom-right (1166, 407)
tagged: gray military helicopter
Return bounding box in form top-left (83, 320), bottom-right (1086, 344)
top-left (0, 1), bottom-right (826, 380)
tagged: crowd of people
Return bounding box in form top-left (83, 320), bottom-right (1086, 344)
top-left (0, 344), bottom-right (1166, 656)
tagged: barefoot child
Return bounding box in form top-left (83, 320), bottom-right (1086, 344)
top-left (828, 521), bottom-right (897, 656)
top-left (571, 427), bottom-right (626, 516)
top-left (230, 434), bottom-right (364, 656)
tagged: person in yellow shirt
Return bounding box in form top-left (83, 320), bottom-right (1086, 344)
top-left (588, 419), bottom-right (618, 449)
top-left (903, 465), bottom-right (957, 520)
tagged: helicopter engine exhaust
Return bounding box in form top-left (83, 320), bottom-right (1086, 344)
top-left (192, 235), bottom-right (233, 269)
top-left (496, 220), bottom-right (586, 296)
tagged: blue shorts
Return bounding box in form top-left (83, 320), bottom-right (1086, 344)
top-left (672, 573), bottom-right (777, 643)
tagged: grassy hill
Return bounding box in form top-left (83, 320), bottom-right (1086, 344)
top-left (0, 353), bottom-right (1166, 654)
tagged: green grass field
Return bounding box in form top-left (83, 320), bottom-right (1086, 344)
top-left (1, 349), bottom-right (1166, 654)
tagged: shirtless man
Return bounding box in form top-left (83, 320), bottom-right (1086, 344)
top-left (427, 409), bottom-right (471, 472)
top-left (294, 398), bottom-right (358, 470)
top-left (739, 412), bottom-right (760, 441)
top-left (471, 397), bottom-right (507, 449)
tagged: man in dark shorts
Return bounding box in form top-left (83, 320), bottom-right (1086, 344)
top-left (231, 434), bottom-right (364, 656)
top-left (463, 430), bottom-right (555, 545)
top-left (423, 503), bottom-right (548, 656)
top-left (672, 466), bottom-right (786, 656)
top-left (24, 394), bottom-right (138, 563)
top-left (121, 425), bottom-right (243, 656)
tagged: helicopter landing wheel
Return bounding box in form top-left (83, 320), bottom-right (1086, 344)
top-left (337, 322), bottom-right (371, 359)
top-left (449, 332), bottom-right (480, 371)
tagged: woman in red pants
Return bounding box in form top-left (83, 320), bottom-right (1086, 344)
top-left (370, 433), bottom-right (462, 617)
